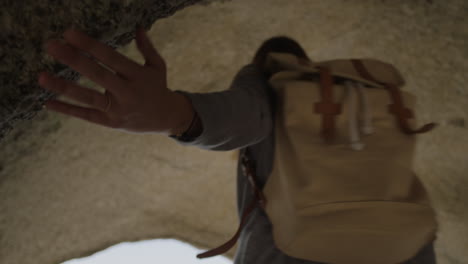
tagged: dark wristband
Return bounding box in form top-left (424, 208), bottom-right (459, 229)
top-left (169, 110), bottom-right (203, 142)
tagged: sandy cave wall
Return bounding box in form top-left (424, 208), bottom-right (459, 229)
top-left (1, 0), bottom-right (468, 264)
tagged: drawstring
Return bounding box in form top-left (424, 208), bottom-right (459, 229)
top-left (344, 81), bottom-right (373, 151)
top-left (345, 81), bottom-right (364, 150)
top-left (356, 82), bottom-right (374, 135)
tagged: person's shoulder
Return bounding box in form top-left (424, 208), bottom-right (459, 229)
top-left (229, 63), bottom-right (268, 92)
top-left (238, 63), bottom-right (260, 73)
top-left (234, 63), bottom-right (265, 81)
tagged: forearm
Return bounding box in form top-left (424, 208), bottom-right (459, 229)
top-left (167, 64), bottom-right (274, 151)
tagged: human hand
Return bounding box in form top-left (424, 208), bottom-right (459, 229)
top-left (38, 27), bottom-right (185, 135)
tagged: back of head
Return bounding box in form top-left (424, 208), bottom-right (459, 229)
top-left (253, 36), bottom-right (311, 79)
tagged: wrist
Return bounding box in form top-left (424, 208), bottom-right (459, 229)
top-left (167, 91), bottom-right (196, 136)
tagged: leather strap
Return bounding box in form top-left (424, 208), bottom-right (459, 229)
top-left (196, 198), bottom-right (258, 259)
top-left (314, 66), bottom-right (342, 143)
top-left (386, 84), bottom-right (437, 134)
top-left (197, 149), bottom-right (265, 259)
top-left (241, 149), bottom-right (267, 208)
top-left (351, 59), bottom-right (437, 134)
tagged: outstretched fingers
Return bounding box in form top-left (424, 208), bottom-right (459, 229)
top-left (45, 99), bottom-right (118, 128)
top-left (63, 28), bottom-right (143, 80)
top-left (39, 71), bottom-right (110, 112)
top-left (135, 27), bottom-right (166, 69)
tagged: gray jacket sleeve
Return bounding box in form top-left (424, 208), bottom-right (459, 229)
top-left (169, 64), bottom-right (274, 151)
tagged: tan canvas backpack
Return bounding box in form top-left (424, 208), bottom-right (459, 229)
top-left (197, 52), bottom-right (438, 264)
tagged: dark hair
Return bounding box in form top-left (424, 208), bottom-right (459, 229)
top-left (251, 36), bottom-right (310, 119)
top-left (252, 36), bottom-right (311, 78)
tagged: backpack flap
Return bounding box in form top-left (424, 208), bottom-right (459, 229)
top-left (264, 52), bottom-right (405, 88)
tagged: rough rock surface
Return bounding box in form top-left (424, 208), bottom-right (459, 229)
top-left (1, 0), bottom-right (467, 264)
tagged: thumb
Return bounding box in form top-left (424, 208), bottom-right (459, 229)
top-left (135, 27), bottom-right (166, 69)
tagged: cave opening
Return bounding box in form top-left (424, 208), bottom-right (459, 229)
top-left (61, 239), bottom-right (232, 264)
